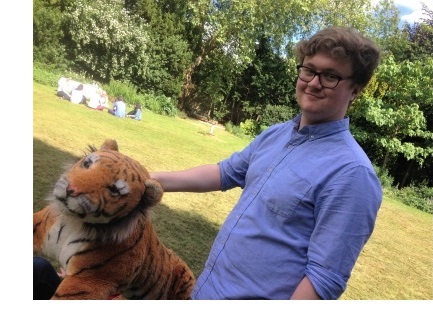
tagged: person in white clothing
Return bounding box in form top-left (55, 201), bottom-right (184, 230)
top-left (70, 84), bottom-right (86, 105)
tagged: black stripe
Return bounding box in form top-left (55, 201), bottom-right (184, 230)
top-left (57, 223), bottom-right (66, 243)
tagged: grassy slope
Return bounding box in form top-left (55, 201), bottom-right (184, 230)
top-left (33, 82), bottom-right (432, 299)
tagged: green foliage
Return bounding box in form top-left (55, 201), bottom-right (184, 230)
top-left (233, 37), bottom-right (297, 126)
top-left (224, 121), bottom-right (250, 140)
top-left (33, 63), bottom-right (63, 87)
top-left (394, 184), bottom-right (433, 214)
top-left (140, 94), bottom-right (178, 117)
top-left (125, 0), bottom-right (192, 99)
top-left (32, 0), bottom-right (433, 189)
top-left (350, 54), bottom-right (433, 188)
top-left (33, 0), bottom-right (69, 68)
top-left (155, 95), bottom-right (178, 117)
top-left (401, 19), bottom-right (433, 61)
top-left (239, 119), bottom-right (259, 138)
top-left (33, 62), bottom-right (100, 88)
top-left (260, 104), bottom-right (298, 128)
top-left (373, 164), bottom-right (394, 189)
top-left (100, 79), bottom-right (178, 116)
top-left (105, 80), bottom-right (139, 105)
top-left (63, 0), bottom-right (150, 83)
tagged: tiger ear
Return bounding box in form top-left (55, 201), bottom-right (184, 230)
top-left (143, 179), bottom-right (164, 207)
top-left (100, 139), bottom-right (119, 151)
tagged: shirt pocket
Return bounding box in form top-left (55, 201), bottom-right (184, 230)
top-left (260, 168), bottom-right (312, 220)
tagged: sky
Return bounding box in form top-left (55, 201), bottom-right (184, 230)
top-left (386, 0), bottom-right (431, 24)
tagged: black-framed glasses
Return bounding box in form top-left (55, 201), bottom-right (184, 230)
top-left (296, 65), bottom-right (354, 89)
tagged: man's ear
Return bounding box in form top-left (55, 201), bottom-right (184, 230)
top-left (350, 85), bottom-right (362, 102)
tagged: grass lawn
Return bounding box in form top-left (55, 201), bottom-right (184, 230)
top-left (33, 82), bottom-right (432, 300)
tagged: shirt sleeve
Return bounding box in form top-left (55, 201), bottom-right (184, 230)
top-left (219, 128), bottom-right (269, 190)
top-left (219, 122), bottom-right (289, 191)
top-left (305, 165), bottom-right (382, 299)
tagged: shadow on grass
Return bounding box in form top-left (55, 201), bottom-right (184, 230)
top-left (33, 138), bottom-right (80, 211)
top-left (150, 203), bottom-right (219, 276)
top-left (33, 137), bottom-right (219, 277)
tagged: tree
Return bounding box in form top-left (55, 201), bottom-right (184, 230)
top-left (33, 0), bottom-right (69, 68)
top-left (182, 0), bottom-right (405, 122)
top-left (226, 36), bottom-right (298, 127)
top-left (124, 0), bottom-right (192, 98)
top-left (383, 3), bottom-right (433, 62)
top-left (181, 0), bottom-right (313, 112)
top-left (63, 0), bottom-right (150, 83)
top-left (350, 55), bottom-right (433, 188)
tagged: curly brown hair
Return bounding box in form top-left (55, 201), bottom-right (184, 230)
top-left (295, 27), bottom-right (380, 89)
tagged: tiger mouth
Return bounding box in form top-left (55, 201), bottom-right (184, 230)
top-left (56, 196), bottom-right (87, 218)
top-left (56, 193), bottom-right (134, 225)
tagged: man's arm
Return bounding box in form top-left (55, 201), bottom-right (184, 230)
top-left (290, 276), bottom-right (321, 300)
top-left (150, 164), bottom-right (221, 192)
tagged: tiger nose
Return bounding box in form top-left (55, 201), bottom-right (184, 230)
top-left (66, 184), bottom-right (81, 197)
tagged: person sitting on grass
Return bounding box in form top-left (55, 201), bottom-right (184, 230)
top-left (108, 96), bottom-right (126, 118)
top-left (70, 84), bottom-right (87, 105)
top-left (56, 77), bottom-right (75, 100)
top-left (127, 102), bottom-right (142, 121)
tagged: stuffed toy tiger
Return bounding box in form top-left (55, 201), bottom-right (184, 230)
top-left (33, 139), bottom-right (195, 300)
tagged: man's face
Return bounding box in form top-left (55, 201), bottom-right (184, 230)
top-left (296, 52), bottom-right (360, 128)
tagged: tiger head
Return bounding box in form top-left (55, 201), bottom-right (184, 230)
top-left (51, 139), bottom-right (163, 227)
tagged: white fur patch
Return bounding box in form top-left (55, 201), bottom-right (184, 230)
top-left (114, 179), bottom-right (130, 195)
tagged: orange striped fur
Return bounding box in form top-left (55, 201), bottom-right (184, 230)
top-left (33, 139), bottom-right (195, 299)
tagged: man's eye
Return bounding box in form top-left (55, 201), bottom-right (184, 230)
top-left (323, 73), bottom-right (339, 81)
top-left (302, 68), bottom-right (315, 76)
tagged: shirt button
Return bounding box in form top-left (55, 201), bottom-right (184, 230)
top-left (310, 135), bottom-right (314, 139)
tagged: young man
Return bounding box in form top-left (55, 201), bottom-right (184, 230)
top-left (150, 26), bottom-right (382, 299)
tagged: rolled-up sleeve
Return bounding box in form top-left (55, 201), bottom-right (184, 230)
top-left (306, 165), bottom-right (382, 299)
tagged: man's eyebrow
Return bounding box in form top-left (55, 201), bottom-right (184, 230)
top-left (303, 63), bottom-right (343, 75)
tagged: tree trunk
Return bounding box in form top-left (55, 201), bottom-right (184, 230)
top-left (180, 55), bottom-right (202, 110)
top-left (399, 159), bottom-right (414, 189)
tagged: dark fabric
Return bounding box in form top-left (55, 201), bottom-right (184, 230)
top-left (33, 256), bottom-right (61, 300)
top-left (56, 91), bottom-right (71, 100)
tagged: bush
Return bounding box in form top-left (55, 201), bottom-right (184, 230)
top-left (225, 121), bottom-right (242, 136)
top-left (260, 104), bottom-right (296, 127)
top-left (240, 119), bottom-right (260, 138)
top-left (225, 121), bottom-right (252, 140)
top-left (395, 184), bottom-right (433, 214)
top-left (142, 94), bottom-right (177, 117)
top-left (157, 95), bottom-right (178, 117)
top-left (33, 63), bottom-right (101, 91)
top-left (33, 64), bottom-right (61, 87)
top-left (176, 110), bottom-right (188, 119)
top-left (374, 165), bottom-right (394, 189)
top-left (105, 80), bottom-right (139, 105)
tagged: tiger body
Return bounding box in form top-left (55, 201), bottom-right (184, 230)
top-left (33, 140), bottom-right (195, 300)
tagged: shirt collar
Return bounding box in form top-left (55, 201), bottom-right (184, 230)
top-left (290, 114), bottom-right (350, 142)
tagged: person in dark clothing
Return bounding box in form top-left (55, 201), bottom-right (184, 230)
top-left (33, 256), bottom-right (61, 300)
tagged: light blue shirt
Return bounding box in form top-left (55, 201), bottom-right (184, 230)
top-left (133, 109), bottom-right (142, 120)
top-left (113, 100), bottom-right (126, 117)
top-left (192, 114), bottom-right (382, 300)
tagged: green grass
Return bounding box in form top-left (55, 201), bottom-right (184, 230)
top-left (33, 82), bottom-right (432, 300)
